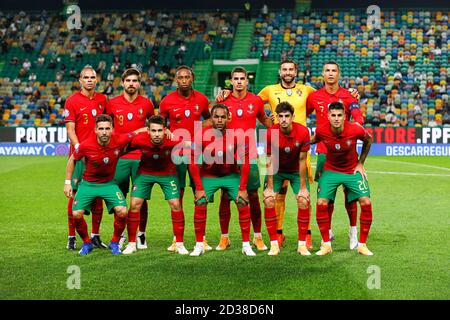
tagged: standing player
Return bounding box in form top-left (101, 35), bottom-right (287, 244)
top-left (306, 61), bottom-right (365, 249)
top-left (311, 102), bottom-right (374, 256)
top-left (63, 115), bottom-right (146, 255)
top-left (263, 102), bottom-right (311, 256)
top-left (159, 65), bottom-right (211, 252)
top-left (121, 115), bottom-right (190, 255)
top-left (64, 65), bottom-right (107, 250)
top-left (216, 67), bottom-right (272, 252)
top-left (188, 104), bottom-right (255, 257)
top-left (106, 68), bottom-right (155, 249)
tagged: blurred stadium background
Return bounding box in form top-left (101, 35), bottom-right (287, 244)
top-left (0, 0), bottom-right (448, 129)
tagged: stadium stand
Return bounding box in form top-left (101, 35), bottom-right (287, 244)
top-left (0, 9), bottom-right (448, 127)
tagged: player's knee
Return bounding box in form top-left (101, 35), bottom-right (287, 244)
top-left (168, 199), bottom-right (182, 211)
top-left (297, 197), bottom-right (309, 209)
top-left (115, 206), bottom-right (127, 218)
top-left (72, 210), bottom-right (84, 219)
top-left (130, 197), bottom-right (143, 212)
top-left (359, 196), bottom-right (371, 206)
top-left (264, 197), bottom-right (275, 208)
top-left (317, 198), bottom-right (329, 206)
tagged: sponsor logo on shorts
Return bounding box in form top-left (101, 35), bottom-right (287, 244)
top-left (132, 185), bottom-right (138, 191)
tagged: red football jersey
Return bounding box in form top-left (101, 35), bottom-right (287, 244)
top-left (74, 132), bottom-right (136, 183)
top-left (106, 94), bottom-right (155, 160)
top-left (314, 121), bottom-right (370, 174)
top-left (64, 91), bottom-right (107, 152)
top-left (222, 92), bottom-right (266, 159)
top-left (159, 90), bottom-right (210, 140)
top-left (266, 122), bottom-right (310, 173)
top-left (306, 87), bottom-right (364, 154)
top-left (189, 126), bottom-right (250, 191)
top-left (130, 132), bottom-right (180, 176)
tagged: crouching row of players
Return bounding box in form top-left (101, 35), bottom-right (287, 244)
top-left (64, 101), bottom-right (374, 256)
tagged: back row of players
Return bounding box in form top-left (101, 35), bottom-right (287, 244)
top-left (63, 60), bottom-right (374, 256)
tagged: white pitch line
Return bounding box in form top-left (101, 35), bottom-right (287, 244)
top-left (366, 170), bottom-right (450, 177)
top-left (370, 158), bottom-right (450, 172)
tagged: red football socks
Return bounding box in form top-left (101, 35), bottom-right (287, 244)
top-left (249, 193), bottom-right (262, 234)
top-left (219, 197), bottom-right (231, 235)
top-left (67, 197), bottom-right (76, 237)
top-left (127, 210), bottom-right (140, 242)
top-left (139, 200), bottom-right (148, 233)
top-left (264, 207), bottom-right (277, 241)
top-left (238, 206), bottom-right (251, 242)
top-left (316, 204), bottom-right (330, 242)
top-left (73, 215), bottom-right (90, 243)
top-left (297, 207), bottom-right (310, 241)
top-left (90, 198), bottom-right (103, 235)
top-left (112, 213), bottom-right (127, 243)
top-left (359, 203), bottom-right (373, 243)
top-left (193, 205), bottom-right (207, 242)
top-left (345, 201), bottom-right (358, 227)
top-left (171, 210), bottom-right (185, 242)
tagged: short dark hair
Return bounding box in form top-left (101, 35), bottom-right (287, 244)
top-left (79, 65), bottom-right (96, 79)
top-left (211, 104), bottom-right (229, 116)
top-left (279, 60), bottom-right (298, 70)
top-left (323, 61), bottom-right (341, 72)
top-left (275, 101), bottom-right (294, 115)
top-left (95, 114), bottom-right (113, 126)
top-left (148, 114), bottom-right (166, 127)
top-left (121, 67), bottom-right (141, 82)
top-left (328, 101), bottom-right (345, 112)
top-left (231, 66), bottom-right (247, 78)
top-left (175, 65), bottom-right (195, 80)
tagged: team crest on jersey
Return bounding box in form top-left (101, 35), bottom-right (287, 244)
top-left (103, 157), bottom-right (109, 164)
top-left (284, 147), bottom-right (291, 153)
top-left (335, 144), bottom-right (341, 150)
top-left (153, 154), bottom-right (159, 160)
top-left (237, 109), bottom-right (243, 117)
top-left (114, 149), bottom-right (120, 156)
top-left (92, 109), bottom-right (97, 117)
top-left (127, 113), bottom-right (133, 120)
top-left (286, 89), bottom-right (293, 96)
top-left (185, 110), bottom-right (191, 118)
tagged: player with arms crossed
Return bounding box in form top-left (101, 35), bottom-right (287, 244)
top-left (159, 65), bottom-right (212, 252)
top-left (121, 115), bottom-right (190, 255)
top-left (188, 104), bottom-right (255, 257)
top-left (64, 65), bottom-right (107, 250)
top-left (263, 102), bottom-right (311, 256)
top-left (106, 68), bottom-right (155, 250)
top-left (311, 102), bottom-right (374, 256)
top-left (63, 115), bottom-right (146, 255)
top-left (306, 61), bottom-right (365, 249)
top-left (216, 67), bottom-right (272, 252)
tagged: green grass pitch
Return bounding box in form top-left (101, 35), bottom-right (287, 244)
top-left (0, 155), bottom-right (449, 300)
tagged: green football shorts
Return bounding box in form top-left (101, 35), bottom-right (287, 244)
top-left (114, 158), bottom-right (140, 196)
top-left (174, 155), bottom-right (195, 190)
top-left (71, 160), bottom-right (85, 191)
top-left (196, 173), bottom-right (245, 205)
top-left (273, 172), bottom-right (310, 194)
top-left (131, 174), bottom-right (180, 200)
top-left (73, 180), bottom-right (126, 214)
top-left (317, 170), bottom-right (371, 202)
top-left (314, 153), bottom-right (327, 182)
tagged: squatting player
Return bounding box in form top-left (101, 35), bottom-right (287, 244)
top-left (307, 61), bottom-right (365, 249)
top-left (106, 68), bottom-right (155, 249)
top-left (263, 102), bottom-right (311, 256)
top-left (216, 66), bottom-right (272, 252)
top-left (64, 65), bottom-right (107, 250)
top-left (63, 114), bottom-right (147, 255)
top-left (121, 115), bottom-right (190, 255)
top-left (159, 65), bottom-right (211, 252)
top-left (311, 102), bottom-right (374, 256)
top-left (188, 104), bottom-right (255, 257)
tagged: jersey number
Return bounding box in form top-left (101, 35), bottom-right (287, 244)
top-left (117, 115), bottom-right (124, 126)
top-left (116, 192), bottom-right (123, 200)
top-left (82, 113), bottom-right (89, 125)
